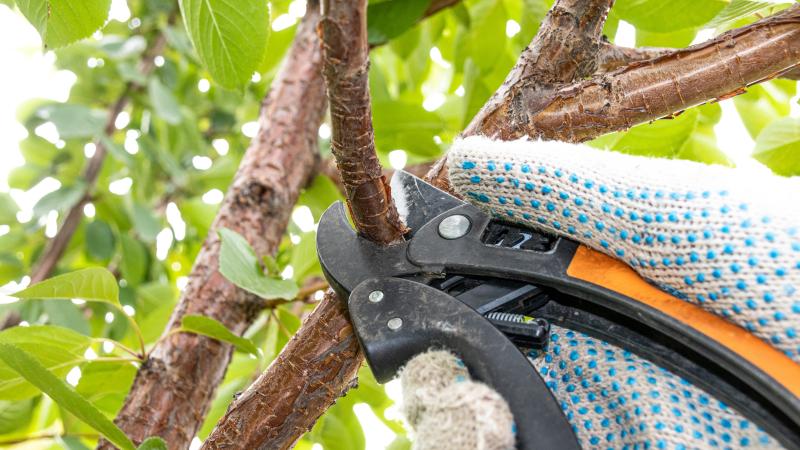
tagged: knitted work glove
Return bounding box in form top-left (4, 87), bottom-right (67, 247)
top-left (399, 350), bottom-right (515, 450)
top-left (448, 136), bottom-right (800, 359)
top-left (428, 136), bottom-right (796, 448)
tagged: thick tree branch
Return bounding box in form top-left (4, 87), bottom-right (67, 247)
top-left (596, 41), bottom-right (672, 73)
top-left (429, 5), bottom-right (800, 188)
top-left (29, 33), bottom-right (167, 284)
top-left (484, 5), bottom-right (800, 142)
top-left (202, 1), bottom-right (465, 446)
top-left (427, 0), bottom-right (615, 191)
top-left (202, 291), bottom-right (362, 449)
top-left (464, 0), bottom-right (614, 138)
top-left (596, 41), bottom-right (800, 79)
top-left (318, 0), bottom-right (406, 244)
top-left (100, 5), bottom-right (328, 448)
top-left (320, 157), bottom-right (433, 196)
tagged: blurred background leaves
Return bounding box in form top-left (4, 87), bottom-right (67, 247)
top-left (0, 0), bottom-right (797, 448)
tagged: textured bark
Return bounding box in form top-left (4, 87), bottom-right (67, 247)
top-left (596, 42), bottom-right (672, 73)
top-left (320, 157), bottom-right (433, 196)
top-left (428, 4), bottom-right (800, 188)
top-left (99, 5), bottom-right (327, 448)
top-left (318, 0), bottom-right (407, 244)
top-left (595, 41), bottom-right (800, 79)
top-left (202, 291), bottom-right (362, 449)
top-left (29, 32), bottom-right (166, 283)
top-left (427, 0), bottom-right (615, 191)
top-left (473, 5), bottom-right (800, 142)
top-left (463, 0), bottom-right (615, 137)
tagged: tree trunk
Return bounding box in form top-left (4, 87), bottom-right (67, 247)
top-left (100, 4), bottom-right (327, 447)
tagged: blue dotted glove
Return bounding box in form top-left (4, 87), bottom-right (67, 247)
top-left (442, 136), bottom-right (798, 449)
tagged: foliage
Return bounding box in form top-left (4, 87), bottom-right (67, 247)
top-left (0, 0), bottom-right (797, 448)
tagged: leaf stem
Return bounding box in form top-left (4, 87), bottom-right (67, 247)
top-left (94, 338), bottom-right (143, 360)
top-left (115, 305), bottom-right (147, 358)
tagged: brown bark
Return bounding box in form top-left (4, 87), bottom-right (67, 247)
top-left (473, 5), bottom-right (800, 142)
top-left (99, 5), bottom-right (328, 448)
top-left (463, 0), bottom-right (615, 137)
top-left (428, 4), bottom-right (800, 188)
top-left (318, 0), bottom-right (407, 244)
top-left (319, 157), bottom-right (433, 196)
top-left (427, 0), bottom-right (615, 191)
top-left (596, 41), bottom-right (800, 79)
top-left (29, 30), bottom-right (167, 283)
top-left (201, 291), bottom-right (362, 449)
top-left (596, 42), bottom-right (672, 73)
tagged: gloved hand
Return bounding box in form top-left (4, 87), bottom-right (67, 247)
top-left (399, 350), bottom-right (515, 450)
top-left (399, 136), bottom-right (797, 449)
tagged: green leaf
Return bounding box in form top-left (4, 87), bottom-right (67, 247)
top-left (462, 0), bottom-right (507, 73)
top-left (85, 220), bottom-right (116, 261)
top-left (148, 77), bottom-right (183, 125)
top-left (179, 315), bottom-right (259, 356)
top-left (0, 193), bottom-right (19, 224)
top-left (367, 0), bottom-right (430, 45)
top-left (0, 325), bottom-right (91, 400)
top-left (75, 360), bottom-right (136, 414)
top-left (289, 231), bottom-right (322, 282)
top-left (16, 0), bottom-right (112, 48)
top-left (0, 343), bottom-right (135, 450)
top-left (636, 28), bottom-right (696, 48)
top-left (0, 399), bottom-right (35, 434)
top-left (32, 181), bottom-right (86, 219)
top-left (120, 234), bottom-right (148, 286)
top-left (753, 117), bottom-right (800, 176)
top-left (11, 267), bottom-right (120, 307)
top-left (179, 0), bottom-right (270, 89)
top-left (35, 103), bottom-right (108, 139)
top-left (218, 228), bottom-right (299, 300)
top-left (43, 300), bottom-right (91, 335)
top-left (298, 176), bottom-right (345, 222)
top-left (734, 80), bottom-right (796, 138)
top-left (706, 0), bottom-right (776, 28)
top-left (589, 109), bottom-right (700, 158)
top-left (0, 254), bottom-right (24, 286)
top-left (614, 0), bottom-right (727, 32)
top-left (131, 203), bottom-right (161, 243)
top-left (137, 437), bottom-right (168, 450)
top-left (372, 101), bottom-right (445, 159)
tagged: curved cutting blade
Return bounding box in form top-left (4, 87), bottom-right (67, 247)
top-left (390, 169), bottom-right (464, 235)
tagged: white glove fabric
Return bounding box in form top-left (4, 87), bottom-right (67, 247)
top-left (398, 137), bottom-right (797, 449)
top-left (399, 350), bottom-right (515, 450)
top-left (448, 136), bottom-right (800, 360)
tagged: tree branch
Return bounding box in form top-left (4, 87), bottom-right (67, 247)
top-left (475, 5), bottom-right (800, 142)
top-left (29, 33), bottom-right (167, 284)
top-left (202, 1), bottom-right (469, 446)
top-left (99, 5), bottom-right (328, 448)
top-left (427, 0), bottom-right (615, 191)
top-left (318, 0), bottom-right (406, 244)
top-left (428, 4), bottom-right (800, 188)
top-left (464, 0), bottom-right (614, 136)
top-left (595, 41), bottom-right (672, 73)
top-left (201, 291), bottom-right (362, 449)
top-left (596, 40), bottom-right (800, 79)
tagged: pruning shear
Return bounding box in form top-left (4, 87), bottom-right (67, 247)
top-left (316, 170), bottom-right (800, 450)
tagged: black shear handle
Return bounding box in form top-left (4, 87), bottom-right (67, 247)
top-left (348, 277), bottom-right (580, 450)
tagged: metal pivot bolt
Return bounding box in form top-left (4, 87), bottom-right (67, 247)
top-left (368, 290), bottom-right (384, 303)
top-left (438, 214), bottom-right (471, 239)
top-left (387, 317), bottom-right (403, 330)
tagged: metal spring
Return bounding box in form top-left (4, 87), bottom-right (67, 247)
top-left (486, 312), bottom-right (528, 323)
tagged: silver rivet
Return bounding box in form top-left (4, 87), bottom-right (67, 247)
top-left (368, 290), bottom-right (384, 303)
top-left (387, 317), bottom-right (403, 330)
top-left (438, 214), bottom-right (471, 239)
